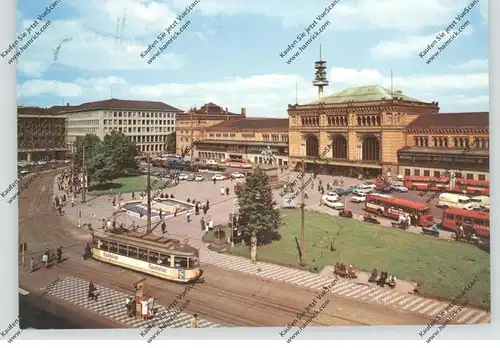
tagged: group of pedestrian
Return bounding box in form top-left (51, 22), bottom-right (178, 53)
top-left (200, 216), bottom-right (214, 232)
top-left (397, 213), bottom-right (418, 230)
top-left (220, 186), bottom-right (230, 195)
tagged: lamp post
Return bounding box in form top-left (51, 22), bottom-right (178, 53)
top-left (250, 192), bottom-right (260, 263)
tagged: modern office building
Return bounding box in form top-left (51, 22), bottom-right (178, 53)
top-left (60, 98), bottom-right (182, 154)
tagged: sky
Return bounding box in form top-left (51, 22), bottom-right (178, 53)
top-left (13, 0), bottom-right (489, 117)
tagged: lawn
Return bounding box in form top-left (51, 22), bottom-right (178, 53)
top-left (228, 209), bottom-right (491, 309)
top-left (89, 175), bottom-right (174, 196)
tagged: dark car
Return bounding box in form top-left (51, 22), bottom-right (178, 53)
top-left (376, 186), bottom-right (393, 194)
top-left (333, 188), bottom-right (346, 196)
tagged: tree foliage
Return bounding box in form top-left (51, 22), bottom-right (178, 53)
top-left (165, 131), bottom-right (176, 153)
top-left (74, 131), bottom-right (137, 184)
top-left (235, 167), bottom-right (281, 245)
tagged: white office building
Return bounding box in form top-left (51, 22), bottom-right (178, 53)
top-left (60, 99), bottom-right (182, 154)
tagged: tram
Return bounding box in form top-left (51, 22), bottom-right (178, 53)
top-left (90, 230), bottom-right (201, 283)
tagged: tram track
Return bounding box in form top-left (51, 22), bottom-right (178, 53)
top-left (19, 171), bottom-right (430, 329)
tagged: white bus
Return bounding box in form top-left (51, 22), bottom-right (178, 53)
top-left (91, 231), bottom-right (201, 283)
top-left (469, 195), bottom-right (490, 210)
top-left (437, 193), bottom-right (474, 210)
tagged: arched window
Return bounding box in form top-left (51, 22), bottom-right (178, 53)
top-left (331, 135), bottom-right (348, 159)
top-left (362, 135), bottom-right (380, 161)
top-left (305, 135), bottom-right (319, 157)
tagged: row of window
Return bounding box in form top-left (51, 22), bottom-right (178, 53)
top-left (444, 214), bottom-right (489, 226)
top-left (398, 155), bottom-right (486, 164)
top-left (106, 111), bottom-right (176, 118)
top-left (207, 133), bottom-right (288, 142)
top-left (67, 120), bottom-right (99, 126)
top-left (413, 137), bottom-right (489, 148)
top-left (103, 119), bottom-right (174, 126)
top-left (95, 239), bottom-right (198, 269)
top-left (404, 168), bottom-right (486, 181)
top-left (130, 135), bottom-right (169, 143)
top-left (137, 144), bottom-right (165, 152)
top-left (102, 126), bottom-right (174, 133)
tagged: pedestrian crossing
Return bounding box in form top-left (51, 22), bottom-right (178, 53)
top-left (199, 248), bottom-right (490, 325)
top-left (43, 276), bottom-right (223, 329)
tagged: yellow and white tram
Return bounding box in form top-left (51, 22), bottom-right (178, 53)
top-left (91, 231), bottom-right (201, 283)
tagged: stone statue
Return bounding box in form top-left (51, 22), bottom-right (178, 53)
top-left (260, 145), bottom-right (276, 165)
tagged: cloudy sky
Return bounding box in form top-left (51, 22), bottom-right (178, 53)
top-left (14, 0), bottom-right (489, 117)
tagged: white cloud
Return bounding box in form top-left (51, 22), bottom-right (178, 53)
top-left (327, 67), bottom-right (488, 97)
top-left (17, 80), bottom-right (83, 98)
top-left (449, 59), bottom-right (488, 71)
top-left (371, 26), bottom-right (474, 59)
top-left (455, 95), bottom-right (489, 105)
top-left (16, 19), bottom-right (184, 77)
top-left (171, 0), bottom-right (471, 31)
top-left (17, 61), bottom-right (45, 77)
top-left (479, 0), bottom-right (488, 23)
top-left (16, 67), bottom-right (489, 115)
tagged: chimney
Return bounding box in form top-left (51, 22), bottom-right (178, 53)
top-left (241, 107), bottom-right (246, 116)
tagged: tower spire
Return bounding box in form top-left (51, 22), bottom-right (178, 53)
top-left (313, 45), bottom-right (328, 101)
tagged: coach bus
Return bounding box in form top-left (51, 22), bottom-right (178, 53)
top-left (441, 208), bottom-right (490, 238)
top-left (91, 231), bottom-right (201, 283)
top-left (403, 176), bottom-right (450, 191)
top-left (452, 178), bottom-right (489, 196)
top-left (365, 194), bottom-right (434, 227)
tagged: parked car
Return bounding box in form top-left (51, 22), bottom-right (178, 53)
top-left (325, 191), bottom-right (340, 200)
top-left (390, 183), bottom-right (408, 192)
top-left (186, 174), bottom-right (195, 181)
top-left (195, 174), bottom-right (204, 181)
top-left (376, 186), bottom-right (393, 194)
top-left (231, 172), bottom-right (245, 179)
top-left (353, 186), bottom-right (372, 195)
top-left (333, 188), bottom-right (346, 196)
top-left (211, 174), bottom-right (226, 181)
top-left (178, 173), bottom-right (188, 180)
top-left (350, 193), bottom-right (367, 203)
top-left (323, 196), bottom-right (345, 210)
top-left (344, 186), bottom-right (356, 194)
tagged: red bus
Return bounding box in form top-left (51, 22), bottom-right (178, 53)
top-left (403, 176), bottom-right (450, 191)
top-left (365, 194), bottom-right (434, 227)
top-left (441, 208), bottom-right (489, 238)
top-left (452, 178), bottom-right (489, 196)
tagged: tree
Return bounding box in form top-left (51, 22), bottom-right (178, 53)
top-left (73, 134), bottom-right (102, 171)
top-left (165, 131), bottom-right (176, 154)
top-left (235, 167), bottom-right (281, 245)
top-left (101, 130), bottom-right (137, 172)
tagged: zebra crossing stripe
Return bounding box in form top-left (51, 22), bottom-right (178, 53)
top-left (287, 273), bottom-right (316, 283)
top-left (455, 309), bottom-right (476, 323)
top-left (359, 288), bottom-right (380, 300)
top-left (336, 285), bottom-right (358, 296)
top-left (275, 269), bottom-right (306, 281)
top-left (384, 294), bottom-right (406, 305)
top-left (351, 287), bottom-right (376, 299)
top-left (474, 312), bottom-right (490, 324)
top-left (460, 310), bottom-right (482, 324)
top-left (308, 278), bottom-right (331, 289)
top-left (378, 292), bottom-right (398, 303)
top-left (371, 290), bottom-right (391, 301)
top-left (412, 299), bottom-right (433, 312)
top-left (344, 286), bottom-right (368, 297)
top-left (402, 298), bottom-right (423, 310)
top-left (301, 276), bottom-right (324, 287)
top-left (465, 310), bottom-right (488, 324)
top-left (419, 301), bottom-right (444, 315)
top-left (428, 303), bottom-right (449, 317)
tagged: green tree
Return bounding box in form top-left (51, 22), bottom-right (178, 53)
top-left (165, 131), bottom-right (176, 153)
top-left (101, 130), bottom-right (137, 172)
top-left (235, 167), bottom-right (281, 245)
top-left (73, 134), bottom-right (102, 171)
top-left (88, 151), bottom-right (117, 184)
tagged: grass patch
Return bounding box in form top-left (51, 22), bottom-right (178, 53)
top-left (89, 175), bottom-right (174, 196)
top-left (228, 209), bottom-right (490, 309)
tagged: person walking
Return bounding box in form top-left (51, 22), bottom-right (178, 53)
top-left (191, 314), bottom-right (198, 328)
top-left (225, 187), bottom-right (230, 195)
top-left (56, 246), bottom-right (63, 263)
top-left (200, 217), bottom-right (206, 232)
top-left (30, 257), bottom-right (35, 272)
top-left (206, 200), bottom-right (210, 210)
top-left (159, 209), bottom-right (163, 220)
top-left (161, 221), bottom-right (167, 234)
top-left (186, 211), bottom-right (191, 223)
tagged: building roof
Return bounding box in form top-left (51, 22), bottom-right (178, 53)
top-left (398, 146), bottom-right (489, 156)
top-left (18, 107), bottom-right (50, 115)
top-left (199, 140), bottom-right (288, 146)
top-left (407, 112), bottom-right (489, 129)
top-left (62, 98), bottom-right (183, 113)
top-left (177, 102), bottom-right (244, 119)
top-left (311, 85), bottom-right (423, 104)
top-left (206, 117), bottom-right (289, 131)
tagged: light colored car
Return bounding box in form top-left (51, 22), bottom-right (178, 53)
top-left (231, 172), bottom-right (245, 178)
top-left (390, 183), bottom-right (408, 192)
top-left (323, 196), bottom-right (345, 210)
top-left (325, 191), bottom-right (340, 199)
top-left (211, 174), bottom-right (226, 181)
top-left (178, 173), bottom-right (188, 180)
top-left (207, 159), bottom-right (217, 165)
top-left (195, 174), bottom-right (204, 181)
top-left (350, 193), bottom-right (367, 203)
top-left (353, 187), bottom-right (372, 195)
top-left (64, 160), bottom-right (71, 163)
top-left (37, 160), bottom-right (47, 165)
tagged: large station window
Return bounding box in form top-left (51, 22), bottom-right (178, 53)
top-left (478, 174), bottom-right (486, 181)
top-left (413, 169), bottom-right (420, 176)
top-left (466, 174), bottom-right (474, 180)
top-left (423, 170), bottom-right (430, 176)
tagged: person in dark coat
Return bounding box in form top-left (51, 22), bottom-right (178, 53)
top-left (161, 221), bottom-right (167, 234)
top-left (56, 246), bottom-right (63, 263)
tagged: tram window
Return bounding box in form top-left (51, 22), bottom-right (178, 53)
top-left (174, 257), bottom-right (188, 268)
top-left (138, 249), bottom-right (148, 261)
top-left (118, 244), bottom-right (128, 256)
top-left (100, 240), bottom-right (109, 251)
top-left (109, 242), bottom-right (118, 253)
top-left (463, 216), bottom-right (472, 224)
top-left (128, 247), bottom-right (138, 259)
top-left (485, 219), bottom-right (490, 226)
top-left (472, 219), bottom-right (483, 226)
top-left (159, 253), bottom-right (170, 265)
top-left (446, 214), bottom-right (454, 220)
top-left (149, 252), bottom-right (160, 264)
